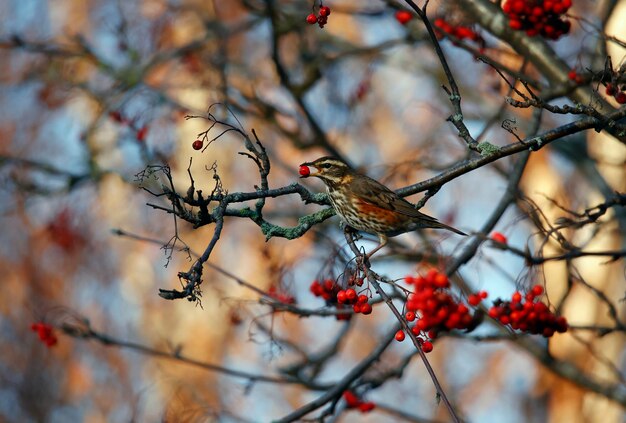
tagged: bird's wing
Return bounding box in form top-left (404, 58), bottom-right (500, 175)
top-left (349, 175), bottom-right (439, 222)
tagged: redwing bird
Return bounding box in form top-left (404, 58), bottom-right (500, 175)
top-left (300, 156), bottom-right (466, 257)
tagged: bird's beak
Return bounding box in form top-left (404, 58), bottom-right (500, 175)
top-left (299, 162), bottom-right (320, 178)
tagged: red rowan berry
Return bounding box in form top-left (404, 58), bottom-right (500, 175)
top-left (395, 10), bottom-right (413, 25)
top-left (343, 391), bottom-right (360, 407)
top-left (434, 273), bottom-right (450, 288)
top-left (192, 140), bottom-right (203, 150)
top-left (395, 330), bottom-right (406, 342)
top-left (491, 232), bottom-right (507, 243)
top-left (345, 288), bottom-right (357, 302)
top-left (468, 294), bottom-right (481, 306)
top-left (358, 402), bottom-right (375, 412)
top-left (319, 6), bottom-right (331, 17)
top-left (306, 13), bottom-right (317, 25)
top-left (606, 84), bottom-right (617, 96)
top-left (422, 341), bottom-right (434, 353)
top-left (136, 126), bottom-right (148, 142)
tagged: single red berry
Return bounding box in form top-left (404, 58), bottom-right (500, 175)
top-left (615, 92), bottom-right (626, 104)
top-left (434, 18), bottom-right (446, 28)
top-left (192, 140), bottom-right (203, 150)
top-left (531, 285), bottom-right (544, 296)
top-left (434, 273), bottom-right (449, 288)
top-left (468, 294), bottom-right (481, 306)
top-left (352, 303), bottom-right (362, 313)
top-left (425, 269), bottom-right (438, 284)
top-left (455, 27), bottom-right (474, 40)
top-left (345, 288), bottom-right (357, 302)
top-left (358, 402), bottom-right (375, 413)
top-left (479, 290), bottom-right (488, 299)
top-left (299, 165), bottom-right (311, 177)
top-left (306, 13), bottom-right (317, 25)
top-left (324, 279), bottom-right (334, 291)
top-left (336, 290), bottom-right (347, 304)
top-left (405, 311), bottom-right (416, 321)
top-left (525, 28), bottom-right (539, 37)
top-left (136, 126), bottom-right (148, 142)
top-left (357, 294), bottom-right (368, 304)
top-left (395, 10), bottom-right (413, 25)
top-left (422, 341), bottom-right (434, 353)
top-left (395, 330), bottom-right (406, 342)
top-left (343, 391), bottom-right (361, 407)
top-left (511, 0), bottom-right (525, 13)
top-left (360, 303), bottom-right (373, 315)
top-left (319, 6), bottom-right (331, 17)
top-left (109, 111), bottom-right (124, 123)
top-left (416, 318), bottom-right (430, 331)
top-left (512, 292), bottom-right (522, 303)
top-left (508, 19), bottom-right (523, 30)
top-left (491, 232), bottom-right (507, 244)
top-left (568, 69), bottom-right (579, 81)
top-left (605, 84), bottom-right (617, 96)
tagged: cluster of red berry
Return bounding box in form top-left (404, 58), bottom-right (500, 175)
top-left (605, 83), bottom-right (626, 104)
top-left (488, 285), bottom-right (568, 337)
top-left (337, 288), bottom-right (372, 315)
top-left (395, 270), bottom-right (486, 352)
top-left (567, 69), bottom-right (585, 84)
top-left (109, 111), bottom-right (149, 142)
top-left (31, 322), bottom-right (58, 347)
top-left (310, 280), bottom-right (372, 318)
top-left (306, 5), bottom-right (331, 28)
top-left (343, 391), bottom-right (376, 413)
top-left (310, 279), bottom-right (340, 301)
top-left (267, 285), bottom-right (296, 305)
top-left (502, 0), bottom-right (572, 39)
top-left (433, 18), bottom-right (483, 45)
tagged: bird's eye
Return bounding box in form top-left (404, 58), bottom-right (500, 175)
top-left (320, 163), bottom-right (331, 169)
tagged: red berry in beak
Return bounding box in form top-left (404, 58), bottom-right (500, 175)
top-left (299, 165), bottom-right (311, 177)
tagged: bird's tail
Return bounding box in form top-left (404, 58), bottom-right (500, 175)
top-left (431, 220), bottom-right (467, 236)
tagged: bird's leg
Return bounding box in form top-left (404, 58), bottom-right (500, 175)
top-left (366, 234), bottom-right (388, 259)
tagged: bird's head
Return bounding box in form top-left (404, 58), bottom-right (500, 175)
top-left (299, 156), bottom-right (352, 186)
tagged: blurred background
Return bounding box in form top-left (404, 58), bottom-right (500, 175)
top-left (1, 0), bottom-right (625, 422)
